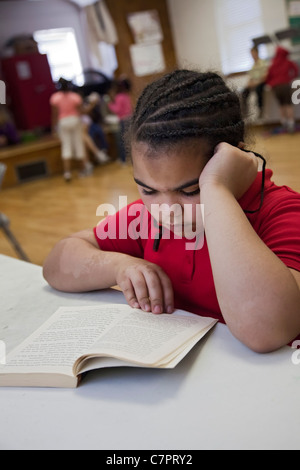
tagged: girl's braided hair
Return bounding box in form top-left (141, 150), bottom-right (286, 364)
top-left (126, 69), bottom-right (245, 157)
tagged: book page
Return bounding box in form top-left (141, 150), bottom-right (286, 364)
top-left (80, 309), bottom-right (216, 369)
top-left (79, 322), bottom-right (215, 374)
top-left (1, 305), bottom-right (127, 375)
top-left (1, 304), bottom-right (217, 376)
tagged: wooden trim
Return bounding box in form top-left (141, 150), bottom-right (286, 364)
top-left (0, 136), bottom-right (61, 160)
top-left (0, 136), bottom-right (62, 188)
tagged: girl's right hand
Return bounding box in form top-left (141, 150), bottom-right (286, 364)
top-left (199, 142), bottom-right (258, 200)
top-left (113, 255), bottom-right (174, 315)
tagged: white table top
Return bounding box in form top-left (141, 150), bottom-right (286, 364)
top-left (0, 254), bottom-right (300, 450)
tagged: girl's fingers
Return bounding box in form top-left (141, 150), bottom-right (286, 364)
top-left (159, 271), bottom-right (174, 314)
top-left (139, 266), bottom-right (174, 314)
top-left (125, 270), bottom-right (152, 312)
top-left (119, 278), bottom-right (140, 309)
top-left (118, 264), bottom-right (174, 314)
top-left (142, 268), bottom-right (165, 314)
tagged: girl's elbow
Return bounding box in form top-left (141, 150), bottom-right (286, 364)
top-left (226, 307), bottom-right (298, 353)
top-left (43, 262), bottom-right (58, 289)
top-left (43, 260), bottom-right (65, 291)
top-left (231, 327), bottom-right (281, 353)
top-left (232, 322), bottom-right (300, 354)
top-left (243, 337), bottom-right (283, 354)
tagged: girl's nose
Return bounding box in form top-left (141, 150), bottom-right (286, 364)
top-left (159, 192), bottom-right (182, 208)
top-left (151, 200), bottom-right (183, 226)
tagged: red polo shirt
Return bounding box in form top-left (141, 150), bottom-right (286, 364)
top-left (94, 169), bottom-right (300, 324)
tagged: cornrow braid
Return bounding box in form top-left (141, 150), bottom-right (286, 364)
top-left (144, 91), bottom-right (239, 123)
top-left (127, 69), bottom-right (245, 157)
top-left (140, 120), bottom-right (244, 139)
top-left (135, 72), bottom-right (224, 123)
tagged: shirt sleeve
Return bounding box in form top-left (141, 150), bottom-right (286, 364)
top-left (93, 200), bottom-right (150, 259)
top-left (258, 188), bottom-right (300, 272)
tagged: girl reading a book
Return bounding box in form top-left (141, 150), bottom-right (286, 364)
top-left (43, 70), bottom-right (300, 353)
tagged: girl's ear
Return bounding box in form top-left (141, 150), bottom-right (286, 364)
top-left (238, 141), bottom-right (245, 150)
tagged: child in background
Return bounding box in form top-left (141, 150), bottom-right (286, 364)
top-left (43, 69), bottom-right (300, 353)
top-left (50, 78), bottom-right (93, 182)
top-left (82, 92), bottom-right (110, 165)
top-left (241, 46), bottom-right (268, 118)
top-left (265, 46), bottom-right (298, 133)
top-left (107, 76), bottom-right (133, 164)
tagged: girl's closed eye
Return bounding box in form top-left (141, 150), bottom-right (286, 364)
top-left (141, 188), bottom-right (157, 196)
top-left (180, 188), bottom-right (200, 197)
top-left (141, 188), bottom-right (200, 197)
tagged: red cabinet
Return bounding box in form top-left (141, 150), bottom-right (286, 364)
top-left (0, 54), bottom-right (55, 130)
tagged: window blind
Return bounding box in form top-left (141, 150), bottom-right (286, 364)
top-left (214, 0), bottom-right (265, 74)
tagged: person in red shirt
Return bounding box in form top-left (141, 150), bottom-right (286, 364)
top-left (43, 69), bottom-right (300, 353)
top-left (265, 46), bottom-right (298, 133)
top-left (108, 76), bottom-right (133, 120)
top-left (107, 76), bottom-right (133, 164)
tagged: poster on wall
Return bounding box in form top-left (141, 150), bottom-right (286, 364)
top-left (127, 10), bottom-right (163, 44)
top-left (288, 0), bottom-right (300, 15)
top-left (129, 42), bottom-right (166, 77)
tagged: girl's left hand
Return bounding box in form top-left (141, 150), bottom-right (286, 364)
top-left (199, 142), bottom-right (258, 200)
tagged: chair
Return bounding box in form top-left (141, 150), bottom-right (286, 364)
top-left (252, 34), bottom-right (274, 48)
top-left (0, 163), bottom-right (30, 262)
top-left (274, 27), bottom-right (300, 42)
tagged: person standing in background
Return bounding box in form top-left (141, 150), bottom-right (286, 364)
top-left (107, 76), bottom-right (133, 164)
top-left (50, 78), bottom-right (93, 182)
top-left (241, 46), bottom-right (268, 119)
top-left (81, 92), bottom-right (110, 165)
top-left (265, 46), bottom-right (298, 133)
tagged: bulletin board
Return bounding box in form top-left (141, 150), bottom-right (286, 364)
top-left (127, 9), bottom-right (166, 77)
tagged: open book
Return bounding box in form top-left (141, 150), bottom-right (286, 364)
top-left (0, 304), bottom-right (217, 388)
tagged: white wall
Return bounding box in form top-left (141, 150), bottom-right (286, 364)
top-left (261, 0), bottom-right (289, 35)
top-left (167, 0), bottom-right (222, 72)
top-left (0, 0), bottom-right (91, 69)
top-left (167, 0), bottom-right (290, 73)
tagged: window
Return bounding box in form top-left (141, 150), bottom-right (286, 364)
top-left (214, 0), bottom-right (267, 74)
top-left (97, 41), bottom-right (118, 78)
top-left (33, 28), bottom-right (83, 84)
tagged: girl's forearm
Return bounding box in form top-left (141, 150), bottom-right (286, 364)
top-left (201, 183), bottom-right (300, 352)
top-left (43, 237), bottom-right (123, 293)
